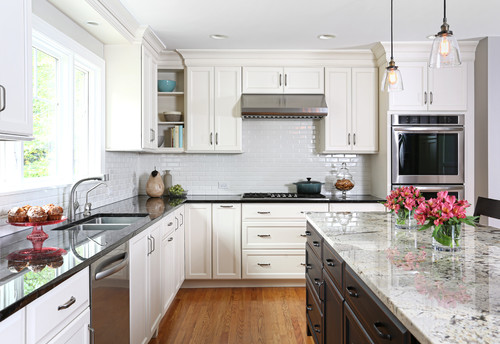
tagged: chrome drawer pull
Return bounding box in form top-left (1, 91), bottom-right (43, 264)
top-left (306, 305), bottom-right (312, 311)
top-left (314, 279), bottom-right (323, 287)
top-left (325, 259), bottom-right (335, 267)
top-left (346, 286), bottom-right (359, 297)
top-left (305, 231), bottom-right (311, 236)
top-left (313, 241), bottom-right (320, 247)
top-left (373, 322), bottom-right (392, 340)
top-left (304, 264), bottom-right (312, 270)
top-left (314, 324), bottom-right (321, 333)
top-left (257, 211), bottom-right (271, 214)
top-left (220, 205), bottom-right (233, 208)
top-left (257, 234), bottom-right (271, 237)
top-left (257, 263), bottom-right (271, 267)
top-left (168, 222), bottom-right (173, 226)
top-left (300, 234), bottom-right (307, 237)
top-left (168, 237), bottom-right (174, 242)
top-left (58, 296), bottom-right (76, 311)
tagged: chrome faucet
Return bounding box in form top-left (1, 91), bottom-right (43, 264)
top-left (83, 182), bottom-right (107, 217)
top-left (68, 174), bottom-right (109, 221)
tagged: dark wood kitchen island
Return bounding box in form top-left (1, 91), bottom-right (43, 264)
top-left (305, 211), bottom-right (500, 344)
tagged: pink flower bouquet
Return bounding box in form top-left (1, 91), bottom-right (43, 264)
top-left (384, 186), bottom-right (424, 228)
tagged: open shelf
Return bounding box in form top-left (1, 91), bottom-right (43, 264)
top-left (158, 92), bottom-right (184, 96)
top-left (158, 121), bottom-right (184, 126)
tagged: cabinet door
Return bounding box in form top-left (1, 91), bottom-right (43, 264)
top-left (284, 67), bottom-right (324, 94)
top-left (185, 203), bottom-right (212, 279)
top-left (0, 0), bottom-right (32, 139)
top-left (214, 67), bottom-right (242, 152)
top-left (428, 63), bottom-right (467, 111)
top-left (47, 308), bottom-right (90, 344)
top-left (352, 68), bottom-right (377, 153)
top-left (324, 273), bottom-right (343, 344)
top-left (148, 223), bottom-right (163, 338)
top-left (186, 67), bottom-right (214, 151)
top-left (242, 67), bottom-right (283, 93)
top-left (161, 229), bottom-right (176, 315)
top-left (129, 230), bottom-right (148, 344)
top-left (388, 62), bottom-right (427, 111)
top-left (212, 203), bottom-right (242, 279)
top-left (141, 45), bottom-right (158, 149)
top-left (0, 309), bottom-right (25, 343)
top-left (321, 68), bottom-right (351, 152)
top-left (175, 206), bottom-right (185, 290)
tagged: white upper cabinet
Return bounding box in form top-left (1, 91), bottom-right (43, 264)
top-left (389, 61), bottom-right (467, 111)
top-left (318, 67), bottom-right (377, 154)
top-left (186, 66), bottom-right (242, 153)
top-left (242, 67), bottom-right (324, 94)
top-left (105, 42), bottom-right (158, 151)
top-left (0, 0), bottom-right (33, 140)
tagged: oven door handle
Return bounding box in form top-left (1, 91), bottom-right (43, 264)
top-left (95, 252), bottom-right (128, 281)
top-left (393, 126), bottom-right (463, 133)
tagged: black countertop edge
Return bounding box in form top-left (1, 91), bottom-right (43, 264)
top-left (0, 193), bottom-right (383, 321)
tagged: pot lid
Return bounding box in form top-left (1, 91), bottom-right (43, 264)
top-left (295, 177), bottom-right (322, 184)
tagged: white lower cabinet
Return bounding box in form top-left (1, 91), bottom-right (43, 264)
top-left (241, 203), bottom-right (328, 279)
top-left (47, 308), bottom-right (90, 344)
top-left (212, 203), bottom-right (241, 279)
top-left (130, 221), bottom-right (162, 344)
top-left (185, 203), bottom-right (241, 280)
top-left (161, 215), bottom-right (176, 315)
top-left (0, 309), bottom-right (25, 343)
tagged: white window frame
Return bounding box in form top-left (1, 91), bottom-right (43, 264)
top-left (0, 15), bottom-right (105, 195)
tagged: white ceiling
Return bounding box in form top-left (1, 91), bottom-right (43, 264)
top-left (118, 0), bottom-right (500, 50)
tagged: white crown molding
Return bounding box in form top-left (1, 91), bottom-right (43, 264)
top-left (136, 25), bottom-right (166, 56)
top-left (372, 41), bottom-right (479, 66)
top-left (176, 49), bottom-right (377, 67)
top-left (157, 51), bottom-right (185, 69)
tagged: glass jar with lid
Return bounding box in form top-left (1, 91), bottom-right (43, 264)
top-left (335, 162), bottom-right (355, 198)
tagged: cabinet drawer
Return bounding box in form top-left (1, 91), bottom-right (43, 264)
top-left (242, 250), bottom-right (305, 279)
top-left (27, 268), bottom-right (90, 344)
top-left (344, 266), bottom-right (408, 344)
top-left (242, 222), bottom-right (307, 249)
top-left (306, 243), bottom-right (323, 298)
top-left (306, 280), bottom-right (323, 344)
top-left (344, 302), bottom-right (374, 344)
top-left (242, 203), bottom-right (328, 221)
top-left (306, 223), bottom-right (322, 260)
top-left (323, 243), bottom-right (343, 292)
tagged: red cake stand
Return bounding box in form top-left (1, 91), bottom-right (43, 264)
top-left (6, 218), bottom-right (68, 272)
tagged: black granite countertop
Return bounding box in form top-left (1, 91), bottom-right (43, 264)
top-left (0, 193), bottom-right (383, 321)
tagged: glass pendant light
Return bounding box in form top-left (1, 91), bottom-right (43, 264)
top-left (381, 0), bottom-right (403, 92)
top-left (429, 0), bottom-right (461, 68)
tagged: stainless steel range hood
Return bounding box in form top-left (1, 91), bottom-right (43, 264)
top-left (241, 94), bottom-right (328, 119)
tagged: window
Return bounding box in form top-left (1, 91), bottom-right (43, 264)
top-left (0, 17), bottom-right (104, 192)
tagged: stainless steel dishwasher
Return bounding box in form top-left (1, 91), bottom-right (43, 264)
top-left (89, 242), bottom-right (130, 343)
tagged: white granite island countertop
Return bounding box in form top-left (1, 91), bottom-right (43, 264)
top-left (306, 211), bottom-right (500, 344)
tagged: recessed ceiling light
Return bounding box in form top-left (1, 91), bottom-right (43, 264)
top-left (318, 34), bottom-right (336, 40)
top-left (86, 21), bottom-right (99, 26)
top-left (427, 34), bottom-right (436, 40)
top-left (209, 34), bottom-right (228, 40)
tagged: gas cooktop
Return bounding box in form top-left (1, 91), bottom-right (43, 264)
top-left (241, 192), bottom-right (326, 200)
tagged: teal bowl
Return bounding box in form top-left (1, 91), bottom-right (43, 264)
top-left (158, 80), bottom-right (176, 92)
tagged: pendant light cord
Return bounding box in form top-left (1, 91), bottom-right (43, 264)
top-left (390, 0), bottom-right (394, 60)
top-left (443, 0), bottom-right (447, 22)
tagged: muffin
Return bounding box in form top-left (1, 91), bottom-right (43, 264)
top-left (8, 260), bottom-right (27, 273)
top-left (48, 256), bottom-right (64, 269)
top-left (8, 207), bottom-right (28, 223)
top-left (27, 206), bottom-right (48, 223)
top-left (43, 204), bottom-right (64, 221)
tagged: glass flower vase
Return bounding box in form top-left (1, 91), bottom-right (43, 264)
top-left (394, 209), bottom-right (417, 229)
top-left (432, 223), bottom-right (461, 252)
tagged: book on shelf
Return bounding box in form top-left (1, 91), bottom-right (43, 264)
top-left (164, 125), bottom-right (184, 148)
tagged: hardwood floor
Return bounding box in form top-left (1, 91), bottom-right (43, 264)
top-left (149, 287), bottom-right (315, 344)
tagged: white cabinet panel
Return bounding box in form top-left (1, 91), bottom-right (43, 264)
top-left (184, 203), bottom-right (212, 279)
top-left (212, 203), bottom-right (241, 279)
top-left (214, 67), bottom-right (242, 151)
top-left (0, 309), bottom-right (25, 343)
top-left (174, 206), bottom-right (185, 290)
top-left (148, 223), bottom-right (162, 338)
top-left (47, 308), bottom-right (90, 344)
top-left (242, 67), bottom-right (324, 94)
top-left (161, 222), bottom-right (176, 315)
top-left (319, 68), bottom-right (377, 153)
top-left (389, 62), bottom-right (428, 111)
top-left (242, 67), bottom-right (283, 93)
top-left (0, 0), bottom-right (32, 140)
top-left (284, 67), bottom-right (324, 94)
top-left (26, 268), bottom-right (89, 344)
top-left (141, 45), bottom-right (158, 149)
top-left (242, 250), bottom-right (306, 279)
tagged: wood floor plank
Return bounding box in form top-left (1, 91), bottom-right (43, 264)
top-left (149, 287), bottom-right (314, 344)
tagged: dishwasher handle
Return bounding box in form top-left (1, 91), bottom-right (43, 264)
top-left (95, 252), bottom-right (128, 281)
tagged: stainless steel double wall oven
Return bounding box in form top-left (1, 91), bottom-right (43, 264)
top-left (391, 114), bottom-right (465, 199)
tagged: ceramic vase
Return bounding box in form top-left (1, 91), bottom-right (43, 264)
top-left (146, 169), bottom-right (164, 197)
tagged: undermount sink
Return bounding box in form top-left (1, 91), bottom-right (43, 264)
top-left (52, 213), bottom-right (148, 231)
top-left (71, 223), bottom-right (130, 231)
top-left (82, 216), bottom-right (145, 225)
